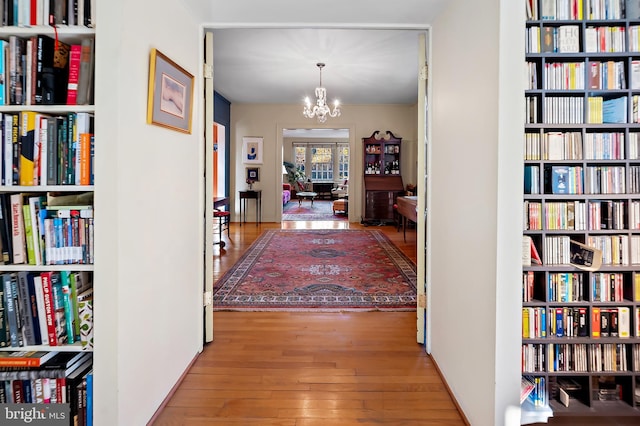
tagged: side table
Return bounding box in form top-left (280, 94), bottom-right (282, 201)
top-left (239, 190), bottom-right (262, 226)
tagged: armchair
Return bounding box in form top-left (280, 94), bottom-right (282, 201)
top-left (331, 180), bottom-right (348, 199)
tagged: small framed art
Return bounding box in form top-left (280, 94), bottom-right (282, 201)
top-left (242, 137), bottom-right (263, 164)
top-left (246, 167), bottom-right (260, 182)
top-left (147, 48), bottom-right (194, 133)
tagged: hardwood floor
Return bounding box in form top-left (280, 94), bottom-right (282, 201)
top-left (150, 220), bottom-right (467, 425)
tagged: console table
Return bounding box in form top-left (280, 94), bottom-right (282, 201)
top-left (239, 190), bottom-right (262, 226)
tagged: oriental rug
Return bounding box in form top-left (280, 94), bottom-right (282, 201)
top-left (282, 200), bottom-right (346, 221)
top-left (213, 229), bottom-right (417, 311)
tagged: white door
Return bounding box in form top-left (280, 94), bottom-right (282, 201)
top-left (204, 31), bottom-right (214, 342)
top-left (416, 31), bottom-right (431, 352)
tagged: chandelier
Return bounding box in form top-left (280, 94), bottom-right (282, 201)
top-left (303, 63), bottom-right (341, 123)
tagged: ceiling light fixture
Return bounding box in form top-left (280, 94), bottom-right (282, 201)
top-left (303, 63), bottom-right (341, 123)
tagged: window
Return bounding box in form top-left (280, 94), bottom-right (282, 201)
top-left (293, 143), bottom-right (349, 182)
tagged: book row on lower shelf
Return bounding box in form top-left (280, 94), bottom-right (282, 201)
top-left (0, 351), bottom-right (93, 426)
top-left (523, 270), bottom-right (635, 303)
top-left (522, 342), bottom-right (639, 372)
top-left (0, 191), bottom-right (94, 266)
top-left (522, 305), bottom-right (637, 338)
top-left (0, 270), bottom-right (93, 349)
top-left (524, 163), bottom-right (639, 195)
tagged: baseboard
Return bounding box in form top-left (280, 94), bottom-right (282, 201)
top-left (146, 351), bottom-right (201, 425)
top-left (428, 354), bottom-right (472, 426)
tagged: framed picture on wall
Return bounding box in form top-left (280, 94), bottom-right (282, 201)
top-left (246, 167), bottom-right (260, 182)
top-left (242, 137), bottom-right (263, 164)
top-left (146, 48), bottom-right (194, 133)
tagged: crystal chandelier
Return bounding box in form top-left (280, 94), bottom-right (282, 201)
top-left (303, 63), bottom-right (341, 123)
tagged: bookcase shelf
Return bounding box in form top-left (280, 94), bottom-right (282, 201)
top-left (0, 9), bottom-right (96, 421)
top-left (523, 0), bottom-right (640, 419)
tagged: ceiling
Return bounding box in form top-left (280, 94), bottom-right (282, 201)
top-left (211, 28), bottom-right (424, 106)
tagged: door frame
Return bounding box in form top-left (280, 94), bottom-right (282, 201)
top-left (203, 25), bottom-right (432, 346)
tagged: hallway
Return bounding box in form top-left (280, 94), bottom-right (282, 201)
top-left (149, 221), bottom-right (469, 425)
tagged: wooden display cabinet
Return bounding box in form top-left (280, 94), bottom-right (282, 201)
top-left (362, 131), bottom-right (403, 225)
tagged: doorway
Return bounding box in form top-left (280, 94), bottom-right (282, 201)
top-left (282, 127), bottom-right (350, 224)
top-left (204, 27), bottom-right (431, 350)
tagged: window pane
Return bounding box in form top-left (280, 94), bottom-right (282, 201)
top-left (311, 147), bottom-right (332, 181)
top-left (294, 147), bottom-right (306, 173)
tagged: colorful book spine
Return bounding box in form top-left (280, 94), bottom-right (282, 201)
top-left (66, 44), bottom-right (81, 105)
top-left (19, 111), bottom-right (37, 186)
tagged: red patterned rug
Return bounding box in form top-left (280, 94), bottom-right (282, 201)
top-left (213, 229), bottom-right (416, 311)
top-left (282, 200), bottom-right (346, 221)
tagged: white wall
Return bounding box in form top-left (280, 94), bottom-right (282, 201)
top-left (94, 0), bottom-right (210, 424)
top-left (429, 0), bottom-right (523, 425)
top-left (88, 0), bottom-right (523, 424)
top-left (231, 103), bottom-right (416, 222)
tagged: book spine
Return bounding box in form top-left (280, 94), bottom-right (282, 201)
top-left (2, 273), bottom-right (19, 347)
top-left (19, 110), bottom-right (36, 186)
top-left (9, 193), bottom-right (25, 265)
top-left (16, 271), bottom-right (36, 345)
top-left (46, 116), bottom-right (58, 185)
top-left (79, 132), bottom-right (90, 185)
top-left (76, 38), bottom-right (93, 105)
top-left (31, 273), bottom-right (48, 345)
top-left (39, 271), bottom-right (57, 346)
top-left (59, 270), bottom-right (74, 344)
top-left (0, 280), bottom-right (7, 347)
top-left (0, 194), bottom-right (11, 264)
top-left (66, 44), bottom-right (80, 105)
top-left (50, 271), bottom-right (66, 344)
top-left (22, 204), bottom-right (34, 265)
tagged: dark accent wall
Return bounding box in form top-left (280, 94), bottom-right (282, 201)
top-left (214, 91), bottom-right (231, 196)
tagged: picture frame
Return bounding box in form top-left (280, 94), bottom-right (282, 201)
top-left (242, 137), bottom-right (263, 164)
top-left (246, 167), bottom-right (260, 182)
top-left (147, 48), bottom-right (194, 134)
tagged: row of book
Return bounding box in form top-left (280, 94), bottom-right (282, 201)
top-left (526, 24), bottom-right (632, 53)
top-left (0, 0), bottom-right (96, 27)
top-left (0, 351), bottom-right (93, 425)
top-left (523, 342), bottom-right (630, 373)
top-left (541, 234), bottom-right (631, 265)
top-left (547, 165), bottom-right (627, 195)
top-left (0, 111), bottom-right (94, 187)
top-left (536, 0), bottom-right (629, 21)
top-left (522, 270), bottom-right (637, 303)
top-left (0, 270), bottom-right (93, 348)
top-left (527, 60), bottom-right (640, 92)
top-left (522, 306), bottom-right (635, 338)
top-left (524, 199), bottom-right (631, 231)
top-left (0, 34), bottom-right (94, 106)
top-left (0, 193), bottom-right (94, 266)
top-left (524, 131), bottom-right (640, 161)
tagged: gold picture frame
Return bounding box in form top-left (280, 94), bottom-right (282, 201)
top-left (147, 48), bottom-right (194, 133)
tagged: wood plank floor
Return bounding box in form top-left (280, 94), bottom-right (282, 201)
top-left (150, 219), bottom-right (468, 425)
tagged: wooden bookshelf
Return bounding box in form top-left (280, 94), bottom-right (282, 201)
top-left (523, 0), bottom-right (640, 419)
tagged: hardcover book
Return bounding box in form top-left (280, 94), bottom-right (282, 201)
top-left (36, 35), bottom-right (70, 105)
top-left (0, 351), bottom-right (56, 367)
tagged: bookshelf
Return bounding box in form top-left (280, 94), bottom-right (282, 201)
top-left (361, 130), bottom-right (404, 225)
top-left (0, 10), bottom-right (95, 424)
top-left (523, 0), bottom-right (640, 419)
